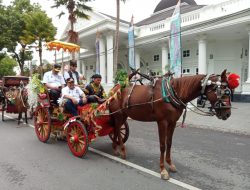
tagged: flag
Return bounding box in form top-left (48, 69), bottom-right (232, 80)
top-left (128, 15), bottom-right (135, 69)
top-left (95, 31), bottom-right (100, 74)
top-left (170, 0), bottom-right (182, 77)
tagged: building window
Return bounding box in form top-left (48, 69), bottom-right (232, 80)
top-left (153, 54), bottom-right (160, 61)
top-left (182, 68), bottom-right (190, 74)
top-left (245, 49), bottom-right (248, 57)
top-left (183, 50), bottom-right (190, 57)
top-left (196, 49), bottom-right (199, 56)
top-left (196, 68), bottom-right (199, 75)
top-left (86, 66), bottom-right (88, 70)
top-left (90, 65), bottom-right (93, 70)
top-left (168, 53), bottom-right (170, 59)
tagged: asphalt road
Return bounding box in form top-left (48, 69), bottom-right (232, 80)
top-left (1, 116), bottom-right (250, 190)
top-left (0, 117), bottom-right (185, 190)
top-left (92, 120), bottom-right (250, 190)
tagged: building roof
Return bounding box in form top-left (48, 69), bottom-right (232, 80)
top-left (136, 4), bottom-right (204, 26)
top-left (100, 12), bottom-right (130, 25)
top-left (154, 0), bottom-right (197, 13)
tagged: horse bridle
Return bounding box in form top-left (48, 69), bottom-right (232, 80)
top-left (201, 74), bottom-right (232, 110)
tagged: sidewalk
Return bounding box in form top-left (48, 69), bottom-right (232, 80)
top-left (181, 102), bottom-right (250, 135)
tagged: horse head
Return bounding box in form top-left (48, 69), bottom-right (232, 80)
top-left (202, 70), bottom-right (239, 120)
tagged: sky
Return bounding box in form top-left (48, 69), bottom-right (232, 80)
top-left (2, 0), bottom-right (229, 63)
top-left (2, 0), bottom-right (229, 38)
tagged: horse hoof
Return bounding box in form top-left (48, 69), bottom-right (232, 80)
top-left (169, 164), bottom-right (177, 173)
top-left (160, 170), bottom-right (169, 180)
top-left (113, 149), bottom-right (119, 156)
top-left (120, 154), bottom-right (126, 159)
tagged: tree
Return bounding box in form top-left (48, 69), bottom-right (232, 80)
top-left (0, 0), bottom-right (37, 75)
top-left (21, 9), bottom-right (56, 75)
top-left (114, 0), bottom-right (126, 75)
top-left (0, 56), bottom-right (17, 79)
top-left (51, 0), bottom-right (93, 59)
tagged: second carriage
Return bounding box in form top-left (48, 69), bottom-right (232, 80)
top-left (0, 76), bottom-right (29, 123)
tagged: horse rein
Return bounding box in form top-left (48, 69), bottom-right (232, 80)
top-left (201, 74), bottom-right (232, 110)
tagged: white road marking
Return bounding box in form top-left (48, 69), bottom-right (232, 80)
top-left (3, 114), bottom-right (201, 190)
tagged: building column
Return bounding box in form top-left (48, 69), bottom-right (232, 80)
top-left (135, 51), bottom-right (140, 70)
top-left (198, 35), bottom-right (207, 74)
top-left (242, 27), bottom-right (250, 94)
top-left (246, 30), bottom-right (250, 83)
top-left (99, 36), bottom-right (106, 83)
top-left (162, 44), bottom-right (169, 75)
top-left (81, 59), bottom-right (86, 77)
top-left (106, 33), bottom-right (114, 84)
top-left (76, 52), bottom-right (81, 73)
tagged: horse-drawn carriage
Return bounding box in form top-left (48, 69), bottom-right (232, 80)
top-left (33, 84), bottom-right (129, 157)
top-left (0, 76), bottom-right (29, 123)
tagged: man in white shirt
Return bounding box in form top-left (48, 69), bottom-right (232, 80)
top-left (42, 63), bottom-right (65, 104)
top-left (62, 77), bottom-right (87, 116)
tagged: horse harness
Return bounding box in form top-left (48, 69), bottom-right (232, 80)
top-left (125, 77), bottom-right (157, 111)
top-left (200, 74), bottom-right (232, 110)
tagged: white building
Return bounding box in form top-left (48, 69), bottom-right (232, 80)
top-left (60, 0), bottom-right (250, 102)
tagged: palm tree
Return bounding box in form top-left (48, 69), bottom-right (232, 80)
top-left (114, 0), bottom-right (126, 75)
top-left (52, 0), bottom-right (92, 59)
top-left (21, 9), bottom-right (56, 75)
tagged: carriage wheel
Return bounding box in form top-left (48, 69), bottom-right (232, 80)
top-left (109, 121), bottom-right (129, 144)
top-left (67, 120), bottom-right (88, 158)
top-left (34, 107), bottom-right (51, 143)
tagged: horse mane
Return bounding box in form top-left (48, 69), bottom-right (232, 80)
top-left (172, 75), bottom-right (205, 102)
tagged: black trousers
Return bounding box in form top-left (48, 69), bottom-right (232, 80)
top-left (49, 89), bottom-right (61, 104)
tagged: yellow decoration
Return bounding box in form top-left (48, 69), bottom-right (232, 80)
top-left (46, 40), bottom-right (80, 52)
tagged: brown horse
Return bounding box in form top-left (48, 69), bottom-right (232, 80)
top-left (14, 86), bottom-right (29, 125)
top-left (4, 85), bottom-right (29, 125)
top-left (109, 70), bottom-right (232, 180)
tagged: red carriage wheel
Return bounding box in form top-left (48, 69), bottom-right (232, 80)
top-left (66, 120), bottom-right (88, 158)
top-left (34, 107), bottom-right (51, 143)
top-left (109, 121), bottom-right (129, 144)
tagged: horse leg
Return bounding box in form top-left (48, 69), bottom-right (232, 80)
top-left (118, 122), bottom-right (126, 159)
top-left (166, 122), bottom-right (177, 172)
top-left (112, 116), bottom-right (127, 159)
top-left (17, 112), bottom-right (22, 125)
top-left (157, 120), bottom-right (169, 180)
top-left (112, 117), bottom-right (120, 156)
top-left (25, 111), bottom-right (28, 124)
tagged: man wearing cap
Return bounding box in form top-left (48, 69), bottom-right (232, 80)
top-left (84, 74), bottom-right (106, 103)
top-left (42, 63), bottom-right (65, 104)
top-left (64, 60), bottom-right (85, 86)
top-left (62, 77), bottom-right (87, 116)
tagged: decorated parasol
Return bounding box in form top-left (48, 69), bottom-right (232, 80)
top-left (46, 40), bottom-right (80, 53)
top-left (46, 40), bottom-right (80, 74)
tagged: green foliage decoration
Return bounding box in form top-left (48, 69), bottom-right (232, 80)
top-left (114, 69), bottom-right (129, 90)
top-left (91, 103), bottom-right (98, 110)
top-left (30, 73), bottom-right (45, 94)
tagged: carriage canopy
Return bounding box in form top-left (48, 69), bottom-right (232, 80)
top-left (46, 40), bottom-right (80, 53)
